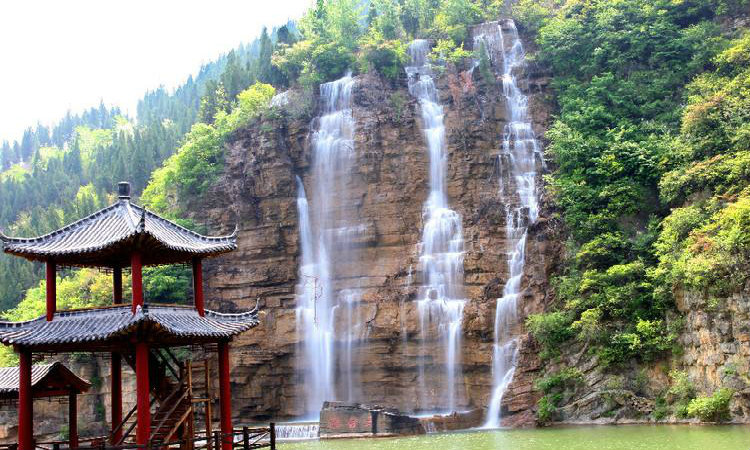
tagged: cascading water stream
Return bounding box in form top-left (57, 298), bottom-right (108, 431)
top-left (296, 176), bottom-right (331, 417)
top-left (296, 73), bottom-right (364, 418)
top-left (476, 20), bottom-right (542, 428)
top-left (406, 40), bottom-right (467, 414)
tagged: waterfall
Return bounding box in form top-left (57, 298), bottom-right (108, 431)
top-left (274, 422), bottom-right (320, 440)
top-left (296, 73), bottom-right (365, 418)
top-left (406, 39), bottom-right (467, 414)
top-left (476, 20), bottom-right (542, 429)
top-left (295, 176), bottom-right (331, 417)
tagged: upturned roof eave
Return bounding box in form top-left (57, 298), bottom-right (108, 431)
top-left (0, 304), bottom-right (259, 350)
top-left (2, 230), bottom-right (237, 267)
top-left (0, 199), bottom-right (238, 266)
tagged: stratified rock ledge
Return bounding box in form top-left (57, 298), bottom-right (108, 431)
top-left (319, 401), bottom-right (426, 438)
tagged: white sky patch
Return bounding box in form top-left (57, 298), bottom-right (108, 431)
top-left (0, 0), bottom-right (312, 142)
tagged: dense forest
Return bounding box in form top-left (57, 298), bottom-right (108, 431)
top-left (2, 0), bottom-right (750, 421)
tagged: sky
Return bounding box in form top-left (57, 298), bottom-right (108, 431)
top-left (0, 0), bottom-right (313, 143)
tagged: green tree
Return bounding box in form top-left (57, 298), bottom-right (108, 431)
top-left (257, 27), bottom-right (274, 84)
top-left (199, 81), bottom-right (230, 124)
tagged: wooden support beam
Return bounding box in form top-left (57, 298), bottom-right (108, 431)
top-left (135, 342), bottom-right (151, 447)
top-left (111, 352), bottom-right (122, 444)
top-left (187, 360), bottom-right (195, 450)
top-left (113, 266), bottom-right (123, 304)
top-left (69, 392), bottom-right (78, 449)
top-left (131, 252), bottom-right (143, 312)
top-left (46, 260), bottom-right (56, 321)
top-left (193, 258), bottom-right (205, 316)
top-left (218, 342), bottom-right (232, 450)
top-left (205, 359), bottom-right (213, 450)
top-left (18, 350), bottom-right (33, 450)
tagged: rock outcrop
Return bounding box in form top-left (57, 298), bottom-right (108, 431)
top-left (526, 286), bottom-right (750, 424)
top-left (319, 402), bottom-right (424, 438)
top-left (675, 288), bottom-right (750, 421)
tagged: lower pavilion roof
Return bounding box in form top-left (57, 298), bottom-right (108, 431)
top-left (0, 304), bottom-right (259, 351)
top-left (0, 362), bottom-right (90, 399)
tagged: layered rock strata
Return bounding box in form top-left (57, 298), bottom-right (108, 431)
top-left (198, 28), bottom-right (554, 423)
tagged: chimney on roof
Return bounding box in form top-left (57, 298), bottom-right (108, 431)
top-left (118, 182), bottom-right (131, 200)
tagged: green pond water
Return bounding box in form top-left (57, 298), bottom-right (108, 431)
top-left (278, 425), bottom-right (750, 450)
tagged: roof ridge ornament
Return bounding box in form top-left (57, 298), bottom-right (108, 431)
top-left (118, 181), bottom-right (131, 201)
top-left (137, 208), bottom-right (146, 232)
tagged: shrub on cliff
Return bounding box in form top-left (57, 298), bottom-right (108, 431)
top-left (526, 311), bottom-right (574, 358)
top-left (535, 368), bottom-right (584, 394)
top-left (687, 388), bottom-right (733, 422)
top-left (536, 394), bottom-right (561, 424)
top-left (653, 34), bottom-right (750, 304)
top-left (142, 82), bottom-right (274, 215)
top-left (534, 368), bottom-right (583, 425)
top-left (360, 34), bottom-right (408, 80)
top-left (431, 0), bottom-right (483, 44)
top-left (661, 196), bottom-right (750, 298)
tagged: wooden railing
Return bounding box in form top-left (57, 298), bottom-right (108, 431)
top-left (27, 424), bottom-right (275, 450)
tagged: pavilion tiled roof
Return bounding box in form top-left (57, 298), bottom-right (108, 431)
top-left (0, 304), bottom-right (259, 350)
top-left (0, 362), bottom-right (90, 396)
top-left (0, 186), bottom-right (237, 267)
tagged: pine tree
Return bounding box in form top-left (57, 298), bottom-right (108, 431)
top-left (276, 25), bottom-right (296, 46)
top-left (257, 27), bottom-right (274, 84)
top-left (221, 50), bottom-right (248, 101)
top-left (20, 129), bottom-right (37, 162)
top-left (64, 138), bottom-right (83, 176)
top-left (198, 80), bottom-right (230, 124)
top-left (1, 141), bottom-right (10, 170)
top-left (11, 142), bottom-right (21, 164)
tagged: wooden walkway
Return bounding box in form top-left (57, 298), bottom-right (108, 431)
top-left (0, 425), bottom-right (277, 450)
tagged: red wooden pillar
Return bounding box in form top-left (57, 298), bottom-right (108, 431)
top-left (46, 260), bottom-right (56, 321)
top-left (135, 342), bottom-right (151, 446)
top-left (112, 263), bottom-right (124, 443)
top-left (113, 266), bottom-right (123, 304)
top-left (18, 350), bottom-right (33, 450)
top-left (111, 352), bottom-right (122, 444)
top-left (218, 341), bottom-right (232, 450)
top-left (192, 258), bottom-right (205, 316)
top-left (131, 252), bottom-right (143, 312)
top-left (69, 392), bottom-right (78, 449)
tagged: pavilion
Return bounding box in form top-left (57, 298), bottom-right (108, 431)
top-left (0, 362), bottom-right (90, 447)
top-left (0, 182), bottom-right (259, 450)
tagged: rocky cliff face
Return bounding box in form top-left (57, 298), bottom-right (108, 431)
top-left (197, 27), bottom-right (557, 423)
top-left (537, 286), bottom-right (750, 425)
top-left (675, 288), bottom-right (750, 421)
